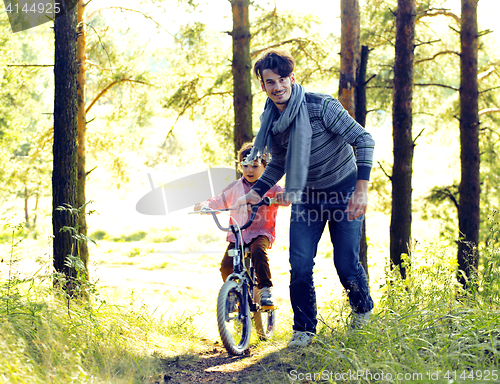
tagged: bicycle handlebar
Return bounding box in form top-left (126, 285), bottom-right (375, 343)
top-left (191, 196), bottom-right (273, 233)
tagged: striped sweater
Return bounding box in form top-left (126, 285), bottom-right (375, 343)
top-left (252, 91), bottom-right (375, 197)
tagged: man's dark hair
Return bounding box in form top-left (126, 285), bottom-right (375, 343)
top-left (254, 49), bottom-right (295, 82)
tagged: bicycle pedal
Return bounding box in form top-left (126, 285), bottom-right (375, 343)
top-left (260, 305), bottom-right (276, 311)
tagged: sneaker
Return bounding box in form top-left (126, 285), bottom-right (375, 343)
top-left (259, 286), bottom-right (275, 308)
top-left (350, 310), bottom-right (371, 329)
top-left (287, 331), bottom-right (314, 348)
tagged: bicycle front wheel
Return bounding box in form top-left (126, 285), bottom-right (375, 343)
top-left (216, 280), bottom-right (251, 355)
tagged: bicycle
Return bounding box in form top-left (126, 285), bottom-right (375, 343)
top-left (190, 197), bottom-right (277, 355)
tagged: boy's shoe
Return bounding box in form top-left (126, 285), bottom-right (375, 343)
top-left (259, 286), bottom-right (275, 309)
top-left (350, 310), bottom-right (371, 330)
top-left (287, 331), bottom-right (315, 348)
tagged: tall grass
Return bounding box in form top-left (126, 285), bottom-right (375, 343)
top-left (0, 276), bottom-right (208, 383)
top-left (0, 225), bottom-right (206, 383)
top-left (278, 238), bottom-right (500, 384)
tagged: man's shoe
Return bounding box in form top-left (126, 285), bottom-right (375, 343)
top-left (350, 310), bottom-right (371, 329)
top-left (259, 286), bottom-right (275, 309)
top-left (287, 331), bottom-right (314, 347)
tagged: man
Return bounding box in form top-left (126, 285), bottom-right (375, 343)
top-left (235, 49), bottom-right (375, 347)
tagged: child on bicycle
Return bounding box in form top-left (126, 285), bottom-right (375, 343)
top-left (194, 142), bottom-right (289, 308)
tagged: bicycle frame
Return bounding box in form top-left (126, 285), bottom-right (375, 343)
top-left (203, 198), bottom-right (271, 312)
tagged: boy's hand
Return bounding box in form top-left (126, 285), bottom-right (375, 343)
top-left (194, 203), bottom-right (203, 211)
top-left (194, 203), bottom-right (211, 214)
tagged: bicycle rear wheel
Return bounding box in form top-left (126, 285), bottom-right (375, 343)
top-left (216, 280), bottom-right (251, 355)
top-left (254, 309), bottom-right (276, 340)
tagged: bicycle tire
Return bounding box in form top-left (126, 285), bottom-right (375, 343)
top-left (254, 308), bottom-right (276, 340)
top-left (216, 280), bottom-right (251, 355)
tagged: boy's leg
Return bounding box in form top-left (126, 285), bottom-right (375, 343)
top-left (249, 236), bottom-right (271, 289)
top-left (220, 242), bottom-right (236, 283)
top-left (289, 202), bottom-right (326, 334)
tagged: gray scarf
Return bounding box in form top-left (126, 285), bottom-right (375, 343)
top-left (246, 83), bottom-right (312, 203)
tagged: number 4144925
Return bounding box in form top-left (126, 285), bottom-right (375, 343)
top-left (444, 370), bottom-right (498, 381)
top-left (6, 2), bottom-right (60, 14)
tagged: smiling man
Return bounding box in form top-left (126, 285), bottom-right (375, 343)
top-left (260, 68), bottom-right (295, 111)
top-left (235, 49), bottom-right (376, 347)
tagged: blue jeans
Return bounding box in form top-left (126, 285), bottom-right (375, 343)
top-left (289, 186), bottom-right (374, 333)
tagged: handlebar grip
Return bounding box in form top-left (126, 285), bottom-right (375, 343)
top-left (261, 196), bottom-right (272, 206)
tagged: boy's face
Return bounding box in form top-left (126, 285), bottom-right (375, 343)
top-left (241, 160), bottom-right (265, 184)
top-left (260, 69), bottom-right (295, 112)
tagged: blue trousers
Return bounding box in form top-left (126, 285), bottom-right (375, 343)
top-left (289, 187), bottom-right (374, 333)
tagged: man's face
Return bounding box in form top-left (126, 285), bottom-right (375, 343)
top-left (260, 69), bottom-right (295, 112)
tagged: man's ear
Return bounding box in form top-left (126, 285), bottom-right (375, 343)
top-left (290, 72), bottom-right (296, 85)
top-left (260, 80), bottom-right (266, 92)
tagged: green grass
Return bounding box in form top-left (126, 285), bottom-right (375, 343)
top-left (244, 241), bottom-right (500, 384)
top-left (0, 274), bottom-right (209, 384)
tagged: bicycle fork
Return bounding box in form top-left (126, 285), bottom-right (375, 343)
top-left (227, 247), bottom-right (258, 317)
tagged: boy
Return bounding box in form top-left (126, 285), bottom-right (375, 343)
top-left (194, 142), bottom-right (288, 308)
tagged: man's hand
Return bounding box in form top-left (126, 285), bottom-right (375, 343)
top-left (274, 192), bottom-right (290, 206)
top-left (232, 189), bottom-right (261, 213)
top-left (345, 180), bottom-right (369, 220)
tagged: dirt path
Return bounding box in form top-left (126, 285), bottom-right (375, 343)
top-left (156, 344), bottom-right (288, 384)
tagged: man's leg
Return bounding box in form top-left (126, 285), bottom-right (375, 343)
top-left (289, 202), bottom-right (326, 334)
top-left (329, 212), bottom-right (373, 314)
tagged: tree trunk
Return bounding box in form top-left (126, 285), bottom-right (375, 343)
top-left (339, 0), bottom-right (360, 117)
top-left (77, 0), bottom-right (89, 277)
top-left (339, 0), bottom-right (369, 277)
top-left (356, 45), bottom-right (370, 278)
top-left (230, 0), bottom-right (253, 157)
top-left (457, 0), bottom-right (480, 287)
top-left (390, 0), bottom-right (416, 279)
top-left (53, 3), bottom-right (79, 294)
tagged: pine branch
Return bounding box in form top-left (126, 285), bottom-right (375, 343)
top-left (479, 108), bottom-right (500, 116)
top-left (415, 50), bottom-right (460, 65)
top-left (86, 6), bottom-right (175, 38)
top-left (480, 85), bottom-right (500, 95)
top-left (478, 66), bottom-right (496, 82)
top-left (86, 78), bottom-right (150, 114)
top-left (167, 91), bottom-right (232, 135)
top-left (415, 83), bottom-right (459, 91)
top-left (7, 64), bottom-right (53, 67)
top-left (377, 161), bottom-right (392, 181)
top-left (251, 38), bottom-right (313, 59)
top-left (416, 8), bottom-right (460, 24)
